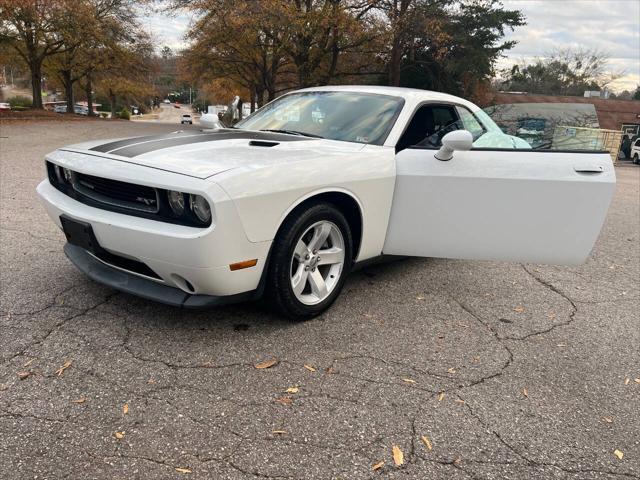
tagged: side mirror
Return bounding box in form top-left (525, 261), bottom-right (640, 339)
top-left (435, 130), bottom-right (473, 161)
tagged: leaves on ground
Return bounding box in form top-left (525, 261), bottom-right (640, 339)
top-left (421, 435), bottom-right (433, 451)
top-left (275, 396), bottom-right (293, 406)
top-left (402, 378), bottom-right (416, 384)
top-left (447, 367), bottom-right (456, 374)
top-left (55, 360), bottom-right (72, 376)
top-left (175, 467), bottom-right (192, 474)
top-left (438, 392), bottom-right (445, 402)
top-left (624, 378), bottom-right (630, 385)
top-left (392, 445), bottom-right (404, 466)
top-left (17, 371), bottom-right (31, 380)
top-left (255, 358), bottom-right (278, 369)
top-left (513, 306), bottom-right (525, 313)
top-left (123, 404), bottom-right (129, 414)
top-left (114, 431), bottom-right (125, 439)
top-left (286, 386), bottom-right (299, 394)
top-left (71, 397), bottom-right (86, 404)
top-left (303, 364), bottom-right (316, 372)
top-left (614, 449), bottom-right (624, 460)
top-left (272, 430), bottom-right (287, 435)
top-left (602, 417), bottom-right (613, 423)
top-left (523, 388), bottom-right (529, 398)
top-left (372, 460), bottom-right (384, 471)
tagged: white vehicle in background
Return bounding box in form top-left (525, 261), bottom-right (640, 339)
top-left (180, 113), bottom-right (193, 125)
top-left (37, 86), bottom-right (615, 320)
top-left (53, 104), bottom-right (67, 113)
top-left (163, 99), bottom-right (171, 104)
top-left (0, 102), bottom-right (11, 110)
top-left (631, 138), bottom-right (640, 165)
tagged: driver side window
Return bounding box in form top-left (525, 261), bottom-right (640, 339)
top-left (396, 104), bottom-right (460, 152)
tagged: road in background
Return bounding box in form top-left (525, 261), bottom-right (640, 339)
top-left (1, 120), bottom-right (638, 480)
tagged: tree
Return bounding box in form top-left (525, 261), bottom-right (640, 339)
top-left (0, 0), bottom-right (68, 108)
top-left (502, 48), bottom-right (624, 96)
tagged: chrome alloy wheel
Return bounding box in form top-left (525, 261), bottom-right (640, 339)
top-left (290, 220), bottom-right (346, 305)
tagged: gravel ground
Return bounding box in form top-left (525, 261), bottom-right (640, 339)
top-left (1, 120), bottom-right (638, 480)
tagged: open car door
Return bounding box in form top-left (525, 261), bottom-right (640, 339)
top-left (383, 148), bottom-right (615, 265)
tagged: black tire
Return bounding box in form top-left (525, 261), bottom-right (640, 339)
top-left (265, 202), bottom-right (353, 321)
top-left (634, 154), bottom-right (639, 165)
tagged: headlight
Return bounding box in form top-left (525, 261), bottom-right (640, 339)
top-left (167, 190), bottom-right (185, 216)
top-left (189, 194), bottom-right (211, 224)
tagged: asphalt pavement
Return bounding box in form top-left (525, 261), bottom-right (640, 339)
top-left (0, 120), bottom-right (638, 479)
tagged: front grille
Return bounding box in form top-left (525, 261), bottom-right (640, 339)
top-left (72, 172), bottom-right (159, 213)
top-left (92, 249), bottom-right (162, 280)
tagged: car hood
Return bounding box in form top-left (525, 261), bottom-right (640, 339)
top-left (60, 129), bottom-right (365, 179)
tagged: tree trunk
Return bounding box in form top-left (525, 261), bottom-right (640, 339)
top-left (109, 91), bottom-right (116, 119)
top-left (62, 70), bottom-right (74, 114)
top-left (388, 34), bottom-right (402, 86)
top-left (30, 61), bottom-right (44, 109)
top-left (85, 74), bottom-right (94, 116)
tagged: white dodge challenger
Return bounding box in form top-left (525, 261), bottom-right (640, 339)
top-left (37, 86), bottom-right (615, 320)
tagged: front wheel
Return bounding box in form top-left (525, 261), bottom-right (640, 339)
top-left (265, 203), bottom-right (353, 320)
top-left (634, 154), bottom-right (639, 164)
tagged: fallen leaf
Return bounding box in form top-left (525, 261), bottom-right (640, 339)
top-left (421, 435), bottom-right (433, 451)
top-left (392, 445), bottom-right (404, 466)
top-left (523, 388), bottom-right (529, 398)
top-left (175, 467), bottom-right (192, 474)
top-left (624, 378), bottom-right (630, 385)
top-left (403, 378), bottom-right (416, 384)
top-left (634, 378), bottom-right (640, 384)
top-left (23, 359), bottom-right (35, 367)
top-left (272, 430), bottom-right (287, 435)
top-left (438, 392), bottom-right (445, 402)
top-left (303, 364), bottom-right (316, 372)
top-left (275, 396), bottom-right (293, 406)
top-left (614, 449), bottom-right (624, 460)
top-left (55, 360), bottom-right (72, 377)
top-left (17, 371), bottom-right (31, 380)
top-left (453, 456), bottom-right (462, 465)
top-left (255, 358), bottom-right (278, 369)
top-left (325, 366), bottom-right (336, 374)
top-left (147, 378), bottom-right (156, 384)
top-left (455, 399), bottom-right (465, 404)
top-left (72, 397), bottom-right (86, 404)
top-left (513, 306), bottom-right (525, 313)
top-left (547, 313), bottom-right (557, 320)
top-left (416, 295), bottom-right (425, 300)
top-left (372, 460), bottom-right (385, 471)
top-left (447, 367), bottom-right (456, 374)
top-left (602, 417), bottom-right (613, 423)
top-left (114, 431), bottom-right (125, 439)
top-left (285, 387), bottom-right (299, 394)
top-left (123, 404), bottom-right (129, 414)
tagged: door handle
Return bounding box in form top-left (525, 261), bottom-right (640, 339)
top-left (574, 164), bottom-right (604, 173)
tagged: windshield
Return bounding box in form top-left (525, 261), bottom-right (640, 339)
top-left (235, 91), bottom-right (404, 145)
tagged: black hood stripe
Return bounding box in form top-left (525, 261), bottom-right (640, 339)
top-left (90, 132), bottom-right (190, 153)
top-left (91, 129), bottom-right (311, 158)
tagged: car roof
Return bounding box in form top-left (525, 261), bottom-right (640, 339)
top-left (295, 85), bottom-right (478, 110)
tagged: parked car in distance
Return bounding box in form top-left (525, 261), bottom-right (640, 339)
top-left (53, 104), bottom-right (67, 113)
top-left (37, 86), bottom-right (616, 320)
top-left (632, 138), bottom-right (640, 164)
top-left (0, 102), bottom-right (11, 110)
top-left (181, 113), bottom-right (193, 125)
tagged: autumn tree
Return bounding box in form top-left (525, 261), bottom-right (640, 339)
top-left (0, 0), bottom-right (69, 108)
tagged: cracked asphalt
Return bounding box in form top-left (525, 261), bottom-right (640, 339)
top-left (1, 120), bottom-right (639, 480)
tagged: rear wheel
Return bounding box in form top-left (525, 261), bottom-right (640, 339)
top-left (265, 202), bottom-right (353, 320)
top-left (634, 153), bottom-right (639, 164)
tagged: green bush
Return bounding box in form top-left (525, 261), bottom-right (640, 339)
top-left (8, 96), bottom-right (32, 109)
top-left (119, 107), bottom-right (131, 120)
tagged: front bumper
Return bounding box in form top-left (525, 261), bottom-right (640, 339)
top-left (37, 179), bottom-right (271, 298)
top-left (64, 243), bottom-right (256, 308)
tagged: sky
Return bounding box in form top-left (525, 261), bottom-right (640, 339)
top-left (144, 0), bottom-right (640, 92)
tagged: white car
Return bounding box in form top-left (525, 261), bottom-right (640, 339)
top-left (37, 86), bottom-right (615, 320)
top-left (180, 113), bottom-right (193, 125)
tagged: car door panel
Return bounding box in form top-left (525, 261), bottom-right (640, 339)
top-left (383, 149), bottom-right (615, 265)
